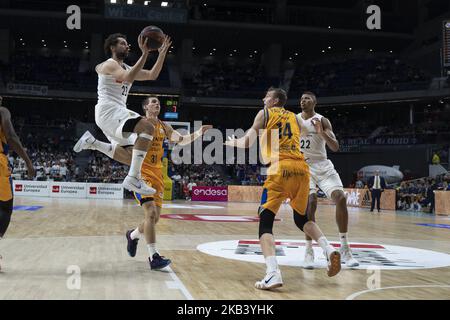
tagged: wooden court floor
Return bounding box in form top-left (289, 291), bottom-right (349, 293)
top-left (0, 196), bottom-right (449, 300)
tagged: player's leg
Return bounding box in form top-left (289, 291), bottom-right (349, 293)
top-left (122, 117), bottom-right (156, 195)
top-left (303, 192), bottom-right (317, 269)
top-left (293, 212), bottom-right (340, 277)
top-left (0, 199), bottom-right (13, 271)
top-left (74, 132), bottom-right (132, 166)
top-left (254, 186), bottom-right (283, 290)
top-left (290, 165), bottom-right (341, 277)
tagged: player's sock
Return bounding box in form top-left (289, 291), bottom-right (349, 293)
top-left (317, 236), bottom-right (334, 254)
top-left (129, 149), bottom-right (147, 178)
top-left (147, 243), bottom-right (158, 260)
top-left (339, 232), bottom-right (349, 247)
top-left (130, 228), bottom-right (141, 240)
top-left (265, 256), bottom-right (278, 273)
top-left (92, 140), bottom-right (115, 158)
top-left (305, 240), bottom-right (313, 250)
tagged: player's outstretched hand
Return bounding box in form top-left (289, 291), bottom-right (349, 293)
top-left (158, 35), bottom-right (172, 55)
top-left (311, 117), bottom-right (323, 134)
top-left (138, 35), bottom-right (149, 55)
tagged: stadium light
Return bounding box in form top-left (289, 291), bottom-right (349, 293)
top-left (349, 47), bottom-right (352, 51)
top-left (144, 1), bottom-right (151, 4)
top-left (328, 46), bottom-right (331, 49)
top-left (127, 0), bottom-right (133, 4)
top-left (161, 1), bottom-right (168, 6)
top-left (110, 0), bottom-right (116, 3)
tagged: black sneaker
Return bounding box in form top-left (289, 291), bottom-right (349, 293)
top-left (149, 253), bottom-right (171, 270)
top-left (126, 230), bottom-right (139, 257)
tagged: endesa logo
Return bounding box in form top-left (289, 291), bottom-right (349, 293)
top-left (193, 188), bottom-right (228, 196)
top-left (15, 184), bottom-right (23, 192)
top-left (52, 185), bottom-right (60, 193)
top-left (89, 187), bottom-right (97, 195)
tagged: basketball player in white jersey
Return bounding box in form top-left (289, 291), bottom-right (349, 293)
top-left (74, 33), bottom-right (171, 195)
top-left (298, 91), bottom-right (359, 268)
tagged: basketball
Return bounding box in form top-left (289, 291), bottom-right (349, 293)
top-left (140, 25), bottom-right (165, 50)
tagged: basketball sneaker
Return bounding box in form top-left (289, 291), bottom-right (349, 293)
top-left (325, 248), bottom-right (341, 277)
top-left (254, 270), bottom-right (283, 290)
top-left (303, 248), bottom-right (315, 269)
top-left (149, 253), bottom-right (171, 270)
top-left (126, 230), bottom-right (139, 257)
top-left (340, 246), bottom-right (359, 267)
top-left (123, 175), bottom-right (156, 196)
top-left (73, 130), bottom-right (95, 153)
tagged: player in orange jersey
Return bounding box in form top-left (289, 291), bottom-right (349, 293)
top-left (0, 97), bottom-right (35, 271)
top-left (74, 96), bottom-right (210, 270)
top-left (225, 88), bottom-right (340, 290)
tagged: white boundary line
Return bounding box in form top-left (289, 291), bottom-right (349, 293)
top-left (346, 284), bottom-right (450, 300)
top-left (165, 266), bottom-right (194, 300)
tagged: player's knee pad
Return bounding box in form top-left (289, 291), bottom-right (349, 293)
top-left (0, 200), bottom-right (13, 237)
top-left (258, 208), bottom-right (275, 238)
top-left (293, 211), bottom-right (309, 232)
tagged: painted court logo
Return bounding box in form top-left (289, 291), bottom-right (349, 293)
top-left (197, 240), bottom-right (450, 270)
top-left (162, 214), bottom-right (281, 223)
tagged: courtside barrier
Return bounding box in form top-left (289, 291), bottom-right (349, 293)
top-left (13, 180), bottom-right (124, 199)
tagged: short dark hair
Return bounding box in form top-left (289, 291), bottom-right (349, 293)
top-left (267, 87), bottom-right (287, 106)
top-left (104, 33), bottom-right (126, 57)
top-left (302, 91), bottom-right (317, 102)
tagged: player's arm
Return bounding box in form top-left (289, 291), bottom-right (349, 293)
top-left (224, 109), bottom-right (264, 149)
top-left (313, 117), bottom-right (339, 152)
top-left (99, 35), bottom-right (150, 83)
top-left (0, 107), bottom-right (35, 179)
top-left (163, 122), bottom-right (212, 146)
top-left (135, 36), bottom-right (172, 81)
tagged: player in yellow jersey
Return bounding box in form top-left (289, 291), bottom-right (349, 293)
top-left (74, 96), bottom-right (211, 270)
top-left (225, 88), bottom-right (340, 290)
top-left (0, 96), bottom-right (35, 271)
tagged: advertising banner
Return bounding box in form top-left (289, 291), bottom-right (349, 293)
top-left (191, 186), bottom-right (228, 202)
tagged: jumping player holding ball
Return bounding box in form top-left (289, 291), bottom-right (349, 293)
top-left (74, 28), bottom-right (171, 195)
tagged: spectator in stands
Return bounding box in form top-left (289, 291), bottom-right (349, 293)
top-left (432, 152), bottom-right (440, 164)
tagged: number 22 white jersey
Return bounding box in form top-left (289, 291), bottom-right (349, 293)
top-left (96, 58), bottom-right (132, 107)
top-left (299, 112), bottom-right (327, 162)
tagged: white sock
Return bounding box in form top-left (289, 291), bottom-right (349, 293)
top-left (265, 256), bottom-right (278, 274)
top-left (317, 236), bottom-right (334, 254)
top-left (147, 243), bottom-right (158, 260)
top-left (130, 228), bottom-right (141, 240)
top-left (91, 140), bottom-right (115, 158)
top-left (305, 240), bottom-right (313, 250)
top-left (129, 149), bottom-right (147, 178)
top-left (339, 233), bottom-right (349, 247)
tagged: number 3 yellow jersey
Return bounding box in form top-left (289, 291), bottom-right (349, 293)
top-left (261, 107), bottom-right (305, 162)
top-left (141, 119), bottom-right (167, 171)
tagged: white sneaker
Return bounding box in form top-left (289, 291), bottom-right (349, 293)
top-left (340, 246), bottom-right (359, 267)
top-left (123, 175), bottom-right (156, 195)
top-left (303, 248), bottom-right (315, 269)
top-left (73, 131), bottom-right (95, 153)
top-left (255, 270), bottom-right (283, 290)
top-left (325, 248), bottom-right (341, 277)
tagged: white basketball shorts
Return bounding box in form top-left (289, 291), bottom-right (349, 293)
top-left (95, 102), bottom-right (140, 146)
top-left (308, 159), bottom-right (344, 198)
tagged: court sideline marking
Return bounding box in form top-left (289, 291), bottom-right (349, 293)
top-left (165, 266), bottom-right (194, 300)
top-left (345, 284), bottom-right (450, 300)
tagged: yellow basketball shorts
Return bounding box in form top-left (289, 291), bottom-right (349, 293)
top-left (133, 167), bottom-right (164, 208)
top-left (260, 159), bottom-right (310, 215)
